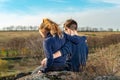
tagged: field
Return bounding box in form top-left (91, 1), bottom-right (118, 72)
top-left (0, 31), bottom-right (39, 43)
top-left (0, 31), bottom-right (120, 79)
top-left (0, 31), bottom-right (120, 42)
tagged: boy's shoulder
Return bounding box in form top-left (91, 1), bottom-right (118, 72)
top-left (76, 36), bottom-right (87, 43)
top-left (77, 35), bottom-right (86, 39)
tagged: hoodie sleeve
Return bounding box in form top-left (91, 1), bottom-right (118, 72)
top-left (59, 41), bottom-right (72, 56)
top-left (42, 39), bottom-right (54, 73)
top-left (63, 32), bottom-right (80, 44)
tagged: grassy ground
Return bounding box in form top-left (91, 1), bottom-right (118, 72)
top-left (0, 31), bottom-right (39, 43)
top-left (0, 31), bottom-right (120, 78)
top-left (79, 31), bottom-right (120, 37)
top-left (1, 42), bottom-right (120, 79)
top-left (86, 43), bottom-right (120, 77)
top-left (0, 31), bottom-right (39, 49)
top-left (0, 31), bottom-right (120, 43)
top-left (0, 58), bottom-right (40, 77)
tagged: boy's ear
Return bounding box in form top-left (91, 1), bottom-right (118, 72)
top-left (70, 24), bottom-right (77, 30)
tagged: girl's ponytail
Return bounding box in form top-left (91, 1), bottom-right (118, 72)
top-left (42, 18), bottom-right (62, 38)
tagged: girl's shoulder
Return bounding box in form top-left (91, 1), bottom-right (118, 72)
top-left (44, 37), bottom-right (54, 43)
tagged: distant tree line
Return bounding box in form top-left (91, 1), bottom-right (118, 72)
top-left (0, 26), bottom-right (119, 32)
top-left (78, 27), bottom-right (119, 32)
top-left (1, 26), bottom-right (38, 31)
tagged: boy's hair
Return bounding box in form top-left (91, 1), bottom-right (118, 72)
top-left (64, 19), bottom-right (78, 30)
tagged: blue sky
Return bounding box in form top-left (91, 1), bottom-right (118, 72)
top-left (0, 0), bottom-right (115, 13)
top-left (0, 0), bottom-right (120, 30)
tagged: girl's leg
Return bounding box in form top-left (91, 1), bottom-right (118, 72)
top-left (31, 66), bottom-right (43, 75)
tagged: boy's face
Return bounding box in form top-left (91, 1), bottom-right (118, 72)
top-left (64, 27), bottom-right (72, 35)
top-left (64, 23), bottom-right (77, 35)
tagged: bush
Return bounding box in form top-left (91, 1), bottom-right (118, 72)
top-left (25, 34), bottom-right (44, 58)
top-left (5, 37), bottom-right (26, 57)
top-left (0, 59), bottom-right (8, 72)
top-left (4, 33), bottom-right (120, 58)
top-left (5, 34), bottom-right (44, 59)
top-left (87, 34), bottom-right (120, 53)
top-left (86, 43), bottom-right (120, 77)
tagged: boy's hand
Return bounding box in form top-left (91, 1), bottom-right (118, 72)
top-left (70, 30), bottom-right (78, 36)
top-left (53, 51), bottom-right (61, 58)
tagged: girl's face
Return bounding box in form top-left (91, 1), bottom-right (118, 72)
top-left (39, 30), bottom-right (47, 38)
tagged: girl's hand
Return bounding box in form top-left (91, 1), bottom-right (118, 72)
top-left (37, 70), bottom-right (42, 74)
top-left (41, 58), bottom-right (47, 67)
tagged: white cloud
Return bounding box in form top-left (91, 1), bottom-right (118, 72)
top-left (101, 0), bottom-right (120, 4)
top-left (91, 0), bottom-right (120, 5)
top-left (0, 6), bottom-right (120, 30)
top-left (76, 7), bottom-right (120, 29)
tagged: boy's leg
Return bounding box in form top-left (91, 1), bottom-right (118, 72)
top-left (65, 61), bottom-right (71, 71)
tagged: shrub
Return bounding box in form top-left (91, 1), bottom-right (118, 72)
top-left (87, 34), bottom-right (120, 53)
top-left (5, 34), bottom-right (44, 59)
top-left (86, 43), bottom-right (120, 77)
top-left (5, 37), bottom-right (26, 57)
top-left (0, 59), bottom-right (8, 72)
top-left (25, 34), bottom-right (44, 59)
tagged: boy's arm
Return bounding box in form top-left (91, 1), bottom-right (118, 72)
top-left (64, 32), bottom-right (79, 44)
top-left (41, 42), bottom-right (72, 66)
top-left (53, 51), bottom-right (61, 58)
top-left (54, 41), bottom-right (72, 58)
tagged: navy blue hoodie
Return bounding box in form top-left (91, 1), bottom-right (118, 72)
top-left (42, 32), bottom-right (80, 72)
top-left (60, 36), bottom-right (88, 72)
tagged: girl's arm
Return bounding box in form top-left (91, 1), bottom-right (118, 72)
top-left (42, 39), bottom-right (53, 73)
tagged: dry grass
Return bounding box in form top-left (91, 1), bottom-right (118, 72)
top-left (78, 31), bottom-right (120, 37)
top-left (0, 31), bottom-right (120, 43)
top-left (85, 43), bottom-right (120, 78)
top-left (0, 31), bottom-right (39, 43)
top-left (0, 31), bottom-right (120, 79)
top-left (14, 43), bottom-right (120, 80)
top-left (0, 31), bottom-right (119, 48)
top-left (0, 59), bottom-right (8, 72)
top-left (0, 58), bottom-right (40, 77)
